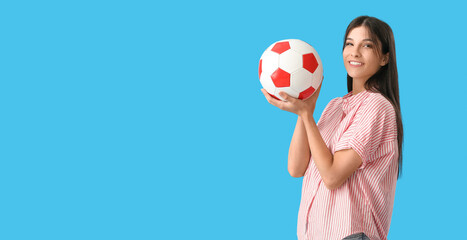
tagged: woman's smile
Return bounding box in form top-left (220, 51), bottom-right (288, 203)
top-left (349, 61), bottom-right (363, 67)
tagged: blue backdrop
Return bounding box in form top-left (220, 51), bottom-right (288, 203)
top-left (1, 0), bottom-right (466, 239)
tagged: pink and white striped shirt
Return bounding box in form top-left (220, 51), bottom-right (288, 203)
top-left (297, 90), bottom-right (399, 240)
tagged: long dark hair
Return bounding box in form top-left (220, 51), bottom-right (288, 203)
top-left (343, 16), bottom-right (404, 179)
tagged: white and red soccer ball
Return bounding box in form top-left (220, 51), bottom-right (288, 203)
top-left (259, 39), bottom-right (323, 101)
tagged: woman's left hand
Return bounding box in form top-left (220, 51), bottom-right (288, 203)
top-left (261, 83), bottom-right (322, 117)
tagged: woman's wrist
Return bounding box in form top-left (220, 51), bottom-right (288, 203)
top-left (299, 110), bottom-right (314, 121)
top-left (299, 108), bottom-right (315, 122)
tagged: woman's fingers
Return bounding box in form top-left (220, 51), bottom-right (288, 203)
top-left (314, 85), bottom-right (321, 99)
top-left (261, 89), bottom-right (281, 107)
top-left (262, 89), bottom-right (304, 114)
top-left (305, 82), bottom-right (322, 103)
top-left (278, 91), bottom-right (292, 102)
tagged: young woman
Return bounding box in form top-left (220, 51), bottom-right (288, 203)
top-left (261, 16), bottom-right (403, 240)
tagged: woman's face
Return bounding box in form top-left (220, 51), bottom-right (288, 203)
top-left (343, 26), bottom-right (388, 83)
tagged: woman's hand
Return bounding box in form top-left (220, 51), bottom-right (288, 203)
top-left (261, 83), bottom-right (322, 117)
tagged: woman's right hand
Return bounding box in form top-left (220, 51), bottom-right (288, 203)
top-left (261, 82), bottom-right (322, 118)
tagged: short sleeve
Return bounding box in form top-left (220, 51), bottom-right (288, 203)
top-left (334, 95), bottom-right (397, 169)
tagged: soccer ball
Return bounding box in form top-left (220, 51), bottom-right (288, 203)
top-left (259, 39), bottom-right (323, 101)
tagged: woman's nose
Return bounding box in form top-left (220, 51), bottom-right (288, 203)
top-left (351, 48), bottom-right (361, 57)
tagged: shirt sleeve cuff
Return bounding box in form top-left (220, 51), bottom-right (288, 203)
top-left (349, 138), bottom-right (368, 170)
top-left (334, 138), bottom-right (368, 170)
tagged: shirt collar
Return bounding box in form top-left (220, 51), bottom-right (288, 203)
top-left (342, 89), bottom-right (371, 114)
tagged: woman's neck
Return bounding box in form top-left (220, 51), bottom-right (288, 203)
top-left (352, 79), bottom-right (367, 95)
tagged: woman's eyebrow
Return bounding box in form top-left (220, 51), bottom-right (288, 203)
top-left (346, 37), bottom-right (375, 42)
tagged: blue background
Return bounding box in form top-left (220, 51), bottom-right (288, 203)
top-left (1, 0), bottom-right (466, 239)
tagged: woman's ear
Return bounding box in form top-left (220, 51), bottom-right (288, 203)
top-left (380, 53), bottom-right (389, 66)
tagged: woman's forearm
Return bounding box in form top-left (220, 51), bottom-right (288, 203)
top-left (300, 111), bottom-right (334, 182)
top-left (288, 116), bottom-right (311, 177)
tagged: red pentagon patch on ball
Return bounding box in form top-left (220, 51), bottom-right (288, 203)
top-left (271, 42), bottom-right (291, 54)
top-left (271, 68), bottom-right (291, 87)
top-left (259, 59), bottom-right (262, 78)
top-left (303, 53), bottom-right (318, 73)
top-left (298, 86), bottom-right (316, 100)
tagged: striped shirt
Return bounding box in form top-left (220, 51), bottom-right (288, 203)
top-left (297, 90), bottom-right (399, 240)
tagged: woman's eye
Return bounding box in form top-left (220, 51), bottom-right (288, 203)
top-left (364, 44), bottom-right (373, 48)
top-left (345, 42), bottom-right (353, 46)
